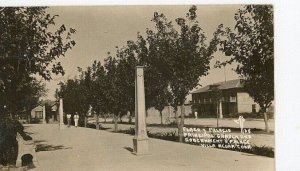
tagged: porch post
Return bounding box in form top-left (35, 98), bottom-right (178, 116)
top-left (219, 101), bottom-right (223, 119)
top-left (42, 105), bottom-right (46, 124)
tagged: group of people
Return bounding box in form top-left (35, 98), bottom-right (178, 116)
top-left (66, 113), bottom-right (80, 127)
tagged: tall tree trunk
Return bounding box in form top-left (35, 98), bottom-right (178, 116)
top-left (27, 114), bottom-right (31, 124)
top-left (104, 114), bottom-right (107, 123)
top-left (84, 116), bottom-right (87, 128)
top-left (114, 114), bottom-right (119, 132)
top-left (96, 114), bottom-right (99, 130)
top-left (120, 114), bottom-right (123, 123)
top-left (174, 109), bottom-right (179, 125)
top-left (263, 109), bottom-right (270, 133)
top-left (160, 111), bottom-right (163, 125)
top-left (179, 105), bottom-right (185, 143)
top-left (174, 108), bottom-right (180, 140)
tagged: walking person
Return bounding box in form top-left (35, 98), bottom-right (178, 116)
top-left (74, 113), bottom-right (79, 127)
top-left (67, 114), bottom-right (71, 127)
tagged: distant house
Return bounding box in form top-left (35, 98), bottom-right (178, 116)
top-left (31, 105), bottom-right (44, 119)
top-left (31, 100), bottom-right (58, 122)
top-left (191, 79), bottom-right (260, 118)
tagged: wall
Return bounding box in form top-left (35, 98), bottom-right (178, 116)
top-left (237, 92), bottom-right (260, 113)
top-left (146, 105), bottom-right (192, 123)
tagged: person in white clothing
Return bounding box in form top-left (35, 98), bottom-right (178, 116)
top-left (66, 114), bottom-right (71, 127)
top-left (74, 113), bottom-right (79, 127)
top-left (194, 111), bottom-right (198, 119)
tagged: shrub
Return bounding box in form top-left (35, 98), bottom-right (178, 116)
top-left (117, 127), bottom-right (135, 135)
top-left (87, 123), bottom-right (96, 129)
top-left (167, 120), bottom-right (178, 127)
top-left (227, 112), bottom-right (262, 119)
top-left (245, 145), bottom-right (274, 157)
top-left (30, 118), bottom-right (41, 124)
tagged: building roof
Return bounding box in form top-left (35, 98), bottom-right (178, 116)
top-left (32, 100), bottom-right (57, 111)
top-left (32, 105), bottom-right (43, 111)
top-left (41, 100), bottom-right (57, 107)
top-left (191, 79), bottom-right (243, 94)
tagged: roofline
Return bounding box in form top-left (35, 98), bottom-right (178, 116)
top-left (191, 79), bottom-right (243, 94)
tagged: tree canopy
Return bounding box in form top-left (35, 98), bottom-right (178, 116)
top-left (0, 7), bottom-right (76, 118)
top-left (214, 5), bottom-right (274, 132)
top-left (56, 5), bottom-right (218, 138)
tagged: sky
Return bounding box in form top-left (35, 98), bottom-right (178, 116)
top-left (44, 5), bottom-right (241, 100)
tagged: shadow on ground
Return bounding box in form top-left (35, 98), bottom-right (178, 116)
top-left (123, 146), bottom-right (133, 153)
top-left (36, 144), bottom-right (72, 152)
top-left (33, 140), bottom-right (46, 144)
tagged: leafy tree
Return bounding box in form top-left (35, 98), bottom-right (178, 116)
top-left (103, 43), bottom-right (138, 131)
top-left (90, 61), bottom-right (108, 129)
top-left (215, 5), bottom-right (273, 132)
top-left (169, 6), bottom-right (215, 142)
top-left (0, 7), bottom-right (76, 118)
top-left (55, 69), bottom-right (90, 127)
top-left (143, 12), bottom-right (177, 124)
top-left (16, 78), bottom-right (47, 121)
top-left (152, 85), bottom-right (172, 125)
top-left (135, 6), bottom-right (217, 142)
top-left (81, 67), bottom-right (93, 127)
top-left (134, 34), bottom-right (161, 116)
top-left (104, 56), bottom-right (120, 131)
top-left (115, 43), bottom-right (137, 119)
top-left (44, 101), bottom-right (53, 122)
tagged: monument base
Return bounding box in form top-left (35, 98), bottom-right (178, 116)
top-left (132, 137), bottom-right (150, 155)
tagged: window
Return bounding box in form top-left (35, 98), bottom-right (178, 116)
top-left (252, 104), bottom-right (256, 113)
top-left (221, 96), bottom-right (225, 101)
top-left (35, 111), bottom-right (43, 119)
top-left (230, 96), bottom-right (236, 102)
top-left (204, 98), bottom-right (209, 103)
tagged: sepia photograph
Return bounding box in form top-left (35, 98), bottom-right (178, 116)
top-left (0, 3), bottom-right (278, 171)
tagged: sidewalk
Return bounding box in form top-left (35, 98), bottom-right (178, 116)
top-left (25, 124), bottom-right (274, 171)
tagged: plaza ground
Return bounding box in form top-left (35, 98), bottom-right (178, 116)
top-left (16, 123), bottom-right (274, 171)
top-left (91, 117), bottom-right (275, 132)
top-left (90, 117), bottom-right (275, 148)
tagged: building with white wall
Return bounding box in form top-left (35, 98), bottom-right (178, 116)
top-left (191, 79), bottom-right (261, 118)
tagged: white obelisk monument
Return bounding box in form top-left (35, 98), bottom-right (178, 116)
top-left (59, 98), bottom-right (65, 129)
top-left (133, 66), bottom-right (150, 155)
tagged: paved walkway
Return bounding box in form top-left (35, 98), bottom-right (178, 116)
top-left (24, 124), bottom-right (274, 171)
